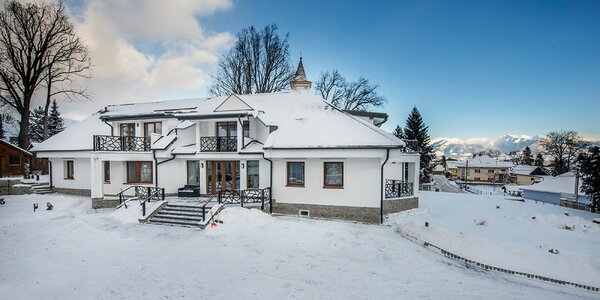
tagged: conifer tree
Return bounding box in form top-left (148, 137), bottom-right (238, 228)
top-left (0, 114), bottom-right (4, 140)
top-left (48, 100), bottom-right (64, 137)
top-left (403, 106), bottom-right (435, 182)
top-left (521, 146), bottom-right (533, 165)
top-left (578, 146), bottom-right (600, 212)
top-left (393, 125), bottom-right (404, 139)
top-left (534, 153), bottom-right (545, 167)
top-left (29, 106), bottom-right (45, 143)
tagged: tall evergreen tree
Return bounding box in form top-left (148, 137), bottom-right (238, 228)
top-left (521, 146), bottom-right (533, 165)
top-left (0, 114), bottom-right (4, 140)
top-left (534, 153), bottom-right (545, 167)
top-left (578, 146), bottom-right (600, 212)
top-left (28, 106), bottom-right (45, 143)
top-left (392, 125), bottom-right (404, 139)
top-left (403, 106), bottom-right (435, 182)
top-left (48, 100), bottom-right (64, 137)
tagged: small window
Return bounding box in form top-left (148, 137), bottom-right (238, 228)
top-left (474, 169), bottom-right (481, 173)
top-left (120, 123), bottom-right (135, 137)
top-left (488, 169), bottom-right (494, 174)
top-left (126, 161), bottom-right (153, 183)
top-left (65, 160), bottom-right (74, 179)
top-left (287, 162), bottom-right (305, 187)
top-left (247, 160), bottom-right (259, 189)
top-left (243, 121), bottom-right (250, 138)
top-left (324, 162), bottom-right (344, 188)
top-left (9, 155), bottom-right (20, 166)
top-left (104, 161), bottom-right (111, 183)
top-left (144, 122), bottom-right (162, 137)
top-left (474, 177), bottom-right (481, 181)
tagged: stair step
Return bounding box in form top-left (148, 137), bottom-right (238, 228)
top-left (152, 214), bottom-right (203, 222)
top-left (31, 185), bottom-right (51, 190)
top-left (162, 207), bottom-right (205, 213)
top-left (166, 204), bottom-right (204, 209)
top-left (148, 218), bottom-right (200, 227)
top-left (33, 190), bottom-right (56, 194)
top-left (156, 211), bottom-right (204, 217)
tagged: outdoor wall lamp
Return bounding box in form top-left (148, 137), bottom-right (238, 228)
top-left (200, 162), bottom-right (204, 168)
top-left (241, 163), bottom-right (245, 169)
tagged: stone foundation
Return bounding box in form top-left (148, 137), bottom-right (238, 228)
top-left (92, 198), bottom-right (120, 209)
top-left (55, 187), bottom-right (91, 197)
top-left (0, 179), bottom-right (24, 195)
top-left (272, 202), bottom-right (380, 223)
top-left (383, 197), bottom-right (419, 214)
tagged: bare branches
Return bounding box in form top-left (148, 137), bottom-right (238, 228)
top-left (540, 131), bottom-right (586, 175)
top-left (314, 69), bottom-right (386, 111)
top-left (209, 24), bottom-right (294, 96)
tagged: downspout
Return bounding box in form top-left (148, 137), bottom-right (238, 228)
top-left (380, 148), bottom-right (390, 224)
top-left (153, 149), bottom-right (158, 188)
top-left (262, 151), bottom-right (273, 214)
top-left (48, 160), bottom-right (53, 188)
top-left (103, 120), bottom-right (113, 135)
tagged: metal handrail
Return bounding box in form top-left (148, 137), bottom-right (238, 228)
top-left (200, 136), bottom-right (237, 152)
top-left (93, 135), bottom-right (151, 152)
top-left (385, 179), bottom-right (414, 199)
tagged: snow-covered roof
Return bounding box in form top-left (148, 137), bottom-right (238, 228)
top-left (455, 155), bottom-right (514, 168)
top-left (434, 165), bottom-right (445, 172)
top-left (32, 91), bottom-right (405, 152)
top-left (521, 172), bottom-right (585, 196)
top-left (0, 139), bottom-right (32, 155)
top-left (445, 161), bottom-right (461, 169)
top-left (512, 165), bottom-right (547, 176)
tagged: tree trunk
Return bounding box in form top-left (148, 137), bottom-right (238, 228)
top-left (17, 107), bottom-right (30, 149)
top-left (42, 78), bottom-right (52, 140)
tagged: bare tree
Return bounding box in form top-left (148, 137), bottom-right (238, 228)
top-left (0, 1), bottom-right (84, 148)
top-left (209, 24), bottom-right (294, 96)
top-left (314, 69), bottom-right (386, 111)
top-left (540, 130), bottom-right (585, 175)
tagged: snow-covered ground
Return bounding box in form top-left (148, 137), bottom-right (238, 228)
top-left (393, 192), bottom-right (600, 288)
top-left (0, 193), bottom-right (597, 299)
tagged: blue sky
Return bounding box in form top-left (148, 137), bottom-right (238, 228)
top-left (59, 0), bottom-right (600, 139)
top-left (200, 0), bottom-right (600, 138)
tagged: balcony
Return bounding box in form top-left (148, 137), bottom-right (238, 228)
top-left (93, 135), bottom-right (151, 152)
top-left (385, 179), bottom-right (414, 198)
top-left (200, 136), bottom-right (237, 152)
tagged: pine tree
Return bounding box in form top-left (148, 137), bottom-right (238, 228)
top-left (392, 125), bottom-right (404, 139)
top-left (403, 106), bottom-right (435, 182)
top-left (534, 153), bottom-right (544, 167)
top-left (521, 146), bottom-right (533, 165)
top-left (0, 114), bottom-right (5, 140)
top-left (578, 146), bottom-right (600, 212)
top-left (48, 100), bottom-right (64, 137)
top-left (28, 106), bottom-right (45, 143)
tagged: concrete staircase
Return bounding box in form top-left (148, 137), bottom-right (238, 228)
top-left (29, 182), bottom-right (55, 194)
top-left (148, 203), bottom-right (213, 227)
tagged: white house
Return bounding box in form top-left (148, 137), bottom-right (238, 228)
top-left (32, 59), bottom-right (420, 223)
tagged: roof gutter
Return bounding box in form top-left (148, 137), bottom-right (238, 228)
top-left (177, 113), bottom-right (249, 120)
top-left (263, 145), bottom-right (405, 150)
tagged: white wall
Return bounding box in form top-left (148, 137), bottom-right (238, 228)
top-left (49, 157), bottom-right (91, 190)
top-left (272, 157), bottom-right (381, 208)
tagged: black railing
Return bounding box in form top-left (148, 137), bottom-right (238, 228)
top-left (200, 136), bottom-right (237, 152)
top-left (385, 180), bottom-right (414, 199)
top-left (94, 135), bottom-right (151, 152)
top-left (216, 187), bottom-right (271, 210)
top-left (118, 186), bottom-right (165, 205)
top-left (401, 139), bottom-right (419, 153)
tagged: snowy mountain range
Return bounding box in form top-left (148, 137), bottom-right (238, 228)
top-left (431, 135), bottom-right (542, 160)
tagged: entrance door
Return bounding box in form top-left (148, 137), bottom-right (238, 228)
top-left (207, 161), bottom-right (240, 194)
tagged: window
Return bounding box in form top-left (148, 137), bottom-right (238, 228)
top-left (126, 161), bottom-right (153, 183)
top-left (187, 160), bottom-right (200, 186)
top-left (474, 177), bottom-right (481, 181)
top-left (287, 162), bottom-right (305, 187)
top-left (247, 160), bottom-right (259, 189)
top-left (243, 121), bottom-right (250, 138)
top-left (216, 122), bottom-right (237, 137)
top-left (324, 162), bottom-right (344, 188)
top-left (9, 155), bottom-right (20, 166)
top-left (120, 123), bottom-right (135, 137)
top-left (104, 161), bottom-right (110, 183)
top-left (144, 122), bottom-right (162, 137)
top-left (65, 160), bottom-right (74, 179)
top-left (488, 169), bottom-right (494, 174)
top-left (474, 169), bottom-right (481, 173)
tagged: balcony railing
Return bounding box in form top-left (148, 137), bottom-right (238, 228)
top-left (200, 136), bottom-right (237, 152)
top-left (385, 179), bottom-right (414, 199)
top-left (93, 135), bottom-right (151, 152)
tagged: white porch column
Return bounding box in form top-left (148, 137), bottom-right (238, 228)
top-left (240, 159), bottom-right (247, 190)
top-left (237, 119), bottom-right (243, 151)
top-left (195, 121), bottom-right (201, 153)
top-left (411, 160), bottom-right (420, 196)
top-left (90, 156), bottom-right (103, 199)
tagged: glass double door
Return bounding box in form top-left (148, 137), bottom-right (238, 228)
top-left (207, 161), bottom-right (240, 194)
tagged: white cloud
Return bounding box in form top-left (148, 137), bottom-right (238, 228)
top-left (47, 0), bottom-right (234, 120)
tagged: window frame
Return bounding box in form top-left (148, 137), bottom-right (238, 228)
top-left (286, 161), bottom-right (305, 187)
top-left (323, 161), bottom-right (344, 189)
top-left (103, 161), bottom-right (111, 183)
top-left (474, 169), bottom-right (481, 173)
top-left (144, 121), bottom-right (162, 138)
top-left (126, 161), bottom-right (153, 184)
top-left (247, 160), bottom-right (260, 189)
top-left (8, 154), bottom-right (20, 166)
top-left (65, 160), bottom-right (74, 180)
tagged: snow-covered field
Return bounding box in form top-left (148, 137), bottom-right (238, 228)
top-left (393, 192), bottom-right (600, 287)
top-left (0, 193), bottom-right (597, 299)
